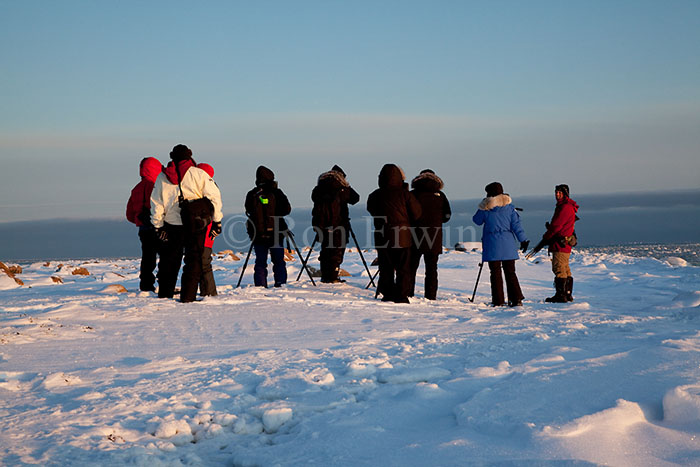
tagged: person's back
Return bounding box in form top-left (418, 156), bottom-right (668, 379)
top-left (472, 182), bottom-right (528, 306)
top-left (245, 166), bottom-right (290, 287)
top-left (367, 164), bottom-right (421, 303)
top-left (150, 144), bottom-right (223, 301)
top-left (126, 156), bottom-right (163, 292)
top-left (408, 169), bottom-right (451, 300)
top-left (311, 165), bottom-right (360, 283)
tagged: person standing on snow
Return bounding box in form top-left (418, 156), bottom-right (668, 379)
top-left (540, 184), bottom-right (579, 303)
top-left (472, 182), bottom-right (529, 306)
top-left (244, 166), bottom-right (292, 288)
top-left (367, 164), bottom-right (422, 304)
top-left (150, 145), bottom-right (223, 302)
top-left (196, 163), bottom-right (220, 297)
top-left (311, 165), bottom-right (360, 284)
top-left (408, 169), bottom-right (451, 300)
top-left (126, 156), bottom-right (164, 292)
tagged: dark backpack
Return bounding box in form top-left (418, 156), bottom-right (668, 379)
top-left (247, 188), bottom-right (278, 240)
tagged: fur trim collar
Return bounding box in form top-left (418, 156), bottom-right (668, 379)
top-left (318, 170), bottom-right (349, 187)
top-left (411, 172), bottom-right (444, 190)
top-left (478, 194), bottom-right (512, 211)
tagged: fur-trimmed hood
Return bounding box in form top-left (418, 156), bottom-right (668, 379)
top-left (478, 194), bottom-right (513, 211)
top-left (411, 171), bottom-right (444, 192)
top-left (318, 170), bottom-right (350, 188)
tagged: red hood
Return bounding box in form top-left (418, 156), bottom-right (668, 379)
top-left (164, 159), bottom-right (196, 185)
top-left (558, 197), bottom-right (579, 212)
top-left (140, 157), bottom-right (163, 183)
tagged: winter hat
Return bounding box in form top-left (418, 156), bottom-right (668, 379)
top-left (420, 169), bottom-right (436, 175)
top-left (198, 163), bottom-right (214, 178)
top-left (170, 144), bottom-right (193, 161)
top-left (331, 165), bottom-right (346, 177)
top-left (256, 165), bottom-right (275, 185)
top-left (485, 182), bottom-right (504, 197)
top-left (555, 184), bottom-right (570, 198)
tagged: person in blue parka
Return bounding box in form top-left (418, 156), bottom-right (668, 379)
top-left (472, 182), bottom-right (529, 306)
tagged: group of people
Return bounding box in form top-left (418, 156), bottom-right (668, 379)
top-left (126, 146), bottom-right (579, 305)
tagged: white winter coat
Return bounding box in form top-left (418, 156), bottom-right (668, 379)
top-left (150, 166), bottom-right (223, 229)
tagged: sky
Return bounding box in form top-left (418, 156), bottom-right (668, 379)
top-left (1, 0), bottom-right (699, 223)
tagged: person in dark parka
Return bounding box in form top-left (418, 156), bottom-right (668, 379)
top-left (472, 182), bottom-right (529, 306)
top-left (367, 164), bottom-right (422, 303)
top-left (244, 166), bottom-right (292, 287)
top-left (311, 165), bottom-right (360, 283)
top-left (408, 169), bottom-right (451, 300)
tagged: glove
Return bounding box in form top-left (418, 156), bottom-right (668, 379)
top-left (209, 221), bottom-right (222, 239)
top-left (520, 240), bottom-right (530, 253)
top-left (156, 228), bottom-right (168, 242)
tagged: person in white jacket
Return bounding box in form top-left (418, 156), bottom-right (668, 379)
top-left (150, 144), bottom-right (223, 302)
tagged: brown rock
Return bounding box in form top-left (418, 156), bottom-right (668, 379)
top-left (228, 253), bottom-right (240, 261)
top-left (101, 284), bottom-right (127, 294)
top-left (72, 267), bottom-right (90, 276)
top-left (51, 276), bottom-right (64, 284)
top-left (0, 261), bottom-right (23, 286)
top-left (8, 265), bottom-right (22, 275)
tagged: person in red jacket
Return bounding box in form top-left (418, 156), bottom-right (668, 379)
top-left (197, 163), bottom-right (220, 297)
top-left (126, 156), bottom-right (163, 292)
top-left (541, 184), bottom-right (579, 303)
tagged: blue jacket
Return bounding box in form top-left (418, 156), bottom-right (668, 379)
top-left (472, 194), bottom-right (528, 262)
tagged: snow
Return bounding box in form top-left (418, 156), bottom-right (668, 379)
top-left (1, 248), bottom-right (700, 465)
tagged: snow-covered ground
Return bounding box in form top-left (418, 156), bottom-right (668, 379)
top-left (1, 246), bottom-right (700, 466)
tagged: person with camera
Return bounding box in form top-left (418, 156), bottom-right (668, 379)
top-left (541, 184), bottom-right (579, 303)
top-left (150, 144), bottom-right (223, 302)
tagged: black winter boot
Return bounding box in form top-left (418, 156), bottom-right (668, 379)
top-left (565, 277), bottom-right (574, 302)
top-left (545, 277), bottom-right (568, 303)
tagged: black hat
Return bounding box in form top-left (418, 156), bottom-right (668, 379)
top-left (331, 165), bottom-right (346, 177)
top-left (485, 182), bottom-right (504, 197)
top-left (170, 144), bottom-right (192, 161)
top-left (420, 169), bottom-right (435, 175)
top-left (555, 184), bottom-right (570, 198)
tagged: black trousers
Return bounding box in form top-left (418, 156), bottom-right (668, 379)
top-left (488, 259), bottom-right (524, 305)
top-left (409, 249), bottom-right (439, 300)
top-left (377, 247), bottom-right (412, 303)
top-left (138, 228), bottom-right (159, 292)
top-left (199, 246), bottom-right (217, 296)
top-left (157, 223), bottom-right (184, 298)
top-left (180, 229), bottom-right (208, 303)
top-left (319, 227), bottom-right (348, 282)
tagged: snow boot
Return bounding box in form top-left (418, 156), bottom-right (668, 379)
top-left (565, 276), bottom-right (574, 302)
top-left (545, 277), bottom-right (568, 303)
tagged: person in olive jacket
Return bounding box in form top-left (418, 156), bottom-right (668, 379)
top-left (367, 164), bottom-right (422, 303)
top-left (472, 182), bottom-right (529, 306)
top-left (311, 165), bottom-right (360, 283)
top-left (408, 169), bottom-right (451, 300)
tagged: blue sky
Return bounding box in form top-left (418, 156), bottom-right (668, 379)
top-left (1, 0), bottom-right (699, 222)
